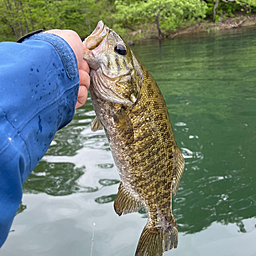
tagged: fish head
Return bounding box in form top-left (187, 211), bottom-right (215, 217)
top-left (83, 21), bottom-right (143, 105)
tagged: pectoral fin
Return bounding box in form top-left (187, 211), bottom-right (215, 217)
top-left (114, 181), bottom-right (143, 216)
top-left (112, 108), bottom-right (134, 144)
top-left (91, 117), bottom-right (103, 132)
top-left (172, 148), bottom-right (185, 196)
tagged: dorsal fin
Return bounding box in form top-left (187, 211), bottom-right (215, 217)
top-left (114, 181), bottom-right (143, 216)
top-left (172, 148), bottom-right (185, 196)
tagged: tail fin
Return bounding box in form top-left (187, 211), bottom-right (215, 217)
top-left (135, 223), bottom-right (178, 256)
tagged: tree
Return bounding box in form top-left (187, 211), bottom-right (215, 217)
top-left (0, 0), bottom-right (35, 40)
top-left (0, 0), bottom-right (115, 41)
top-left (115, 0), bottom-right (208, 38)
top-left (205, 0), bottom-right (256, 22)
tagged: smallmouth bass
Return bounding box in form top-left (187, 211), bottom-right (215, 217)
top-left (83, 21), bottom-right (185, 256)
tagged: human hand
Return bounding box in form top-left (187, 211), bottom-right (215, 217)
top-left (45, 29), bottom-right (90, 109)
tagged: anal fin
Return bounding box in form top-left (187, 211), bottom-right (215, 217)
top-left (114, 181), bottom-right (143, 216)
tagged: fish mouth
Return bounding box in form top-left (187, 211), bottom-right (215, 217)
top-left (83, 20), bottom-right (109, 51)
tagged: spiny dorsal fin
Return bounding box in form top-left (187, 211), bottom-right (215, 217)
top-left (91, 116), bottom-right (103, 132)
top-left (114, 181), bottom-right (143, 216)
top-left (172, 148), bottom-right (185, 196)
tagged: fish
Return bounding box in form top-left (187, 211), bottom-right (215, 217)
top-left (83, 21), bottom-right (185, 256)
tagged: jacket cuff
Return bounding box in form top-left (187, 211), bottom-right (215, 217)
top-left (16, 29), bottom-right (44, 43)
top-left (22, 32), bottom-right (78, 80)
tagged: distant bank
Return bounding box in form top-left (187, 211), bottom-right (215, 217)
top-left (127, 14), bottom-right (256, 44)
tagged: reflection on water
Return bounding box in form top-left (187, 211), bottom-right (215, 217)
top-left (95, 194), bottom-right (116, 204)
top-left (24, 161), bottom-right (86, 195)
top-left (172, 112), bottom-right (256, 234)
top-left (98, 179), bottom-right (119, 186)
top-left (3, 27), bottom-right (256, 256)
top-left (16, 203), bottom-right (27, 215)
top-left (95, 180), bottom-right (119, 204)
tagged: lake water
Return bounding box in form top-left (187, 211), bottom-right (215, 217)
top-left (1, 27), bottom-right (256, 256)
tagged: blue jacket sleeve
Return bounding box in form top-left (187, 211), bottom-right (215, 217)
top-left (0, 33), bottom-right (79, 247)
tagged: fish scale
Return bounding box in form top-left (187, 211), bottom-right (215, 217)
top-left (83, 20), bottom-right (185, 256)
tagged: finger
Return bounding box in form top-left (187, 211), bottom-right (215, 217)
top-left (75, 68), bottom-right (90, 109)
top-left (80, 59), bottom-right (90, 74)
top-left (75, 85), bottom-right (88, 109)
top-left (79, 69), bottom-right (90, 90)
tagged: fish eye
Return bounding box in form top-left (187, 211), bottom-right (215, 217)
top-left (114, 44), bottom-right (127, 56)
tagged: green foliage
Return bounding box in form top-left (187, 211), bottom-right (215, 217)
top-left (0, 0), bottom-right (113, 41)
top-left (205, 0), bottom-right (256, 22)
top-left (115, 0), bottom-right (208, 35)
top-left (1, 0), bottom-right (256, 41)
top-left (243, 0), bottom-right (256, 7)
top-left (205, 1), bottom-right (240, 20)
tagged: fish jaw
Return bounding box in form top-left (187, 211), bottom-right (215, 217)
top-left (85, 20), bottom-right (107, 50)
top-left (83, 20), bottom-right (109, 70)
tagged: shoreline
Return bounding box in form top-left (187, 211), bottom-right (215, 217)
top-left (128, 14), bottom-right (256, 43)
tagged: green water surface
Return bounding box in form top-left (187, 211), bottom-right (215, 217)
top-left (1, 27), bottom-right (256, 256)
